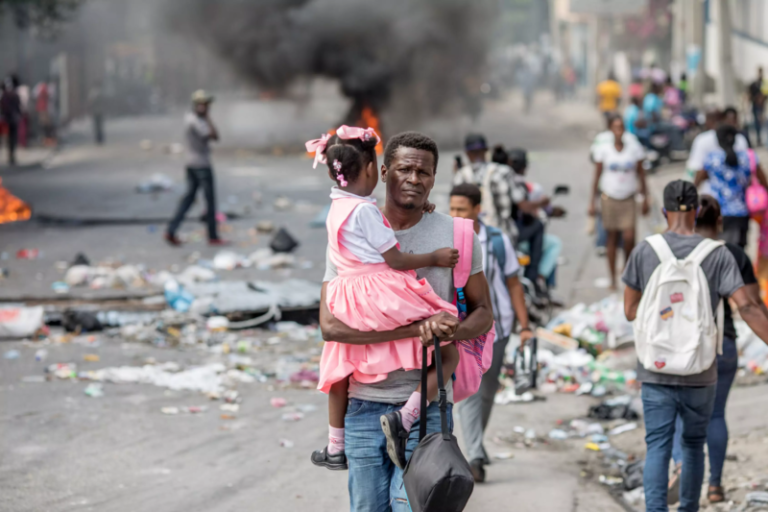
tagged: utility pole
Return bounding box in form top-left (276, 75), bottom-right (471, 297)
top-left (715, 0), bottom-right (736, 106)
top-left (686, 0), bottom-right (706, 107)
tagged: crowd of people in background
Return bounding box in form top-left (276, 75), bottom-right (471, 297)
top-left (0, 73), bottom-right (59, 166)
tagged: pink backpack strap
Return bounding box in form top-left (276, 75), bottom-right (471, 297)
top-left (748, 149), bottom-right (757, 175)
top-left (453, 217), bottom-right (474, 288)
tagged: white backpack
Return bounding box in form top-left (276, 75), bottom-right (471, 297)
top-left (634, 234), bottom-right (724, 375)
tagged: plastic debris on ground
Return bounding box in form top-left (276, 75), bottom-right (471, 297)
top-left (588, 395), bottom-right (641, 421)
top-left (136, 173), bottom-right (175, 193)
top-left (0, 306), bottom-right (45, 338)
top-left (84, 383), bottom-right (104, 397)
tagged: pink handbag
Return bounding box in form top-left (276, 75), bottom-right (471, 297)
top-left (450, 217), bottom-right (496, 403)
top-left (746, 149), bottom-right (768, 214)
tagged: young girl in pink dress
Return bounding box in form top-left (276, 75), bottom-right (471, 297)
top-left (306, 126), bottom-right (461, 471)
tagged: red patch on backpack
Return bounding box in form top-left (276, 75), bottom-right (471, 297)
top-left (654, 361), bottom-right (666, 370)
top-left (670, 292), bottom-right (684, 304)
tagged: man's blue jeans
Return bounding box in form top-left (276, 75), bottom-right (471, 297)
top-left (671, 338), bottom-right (739, 487)
top-left (642, 383), bottom-right (716, 512)
top-left (345, 398), bottom-right (454, 512)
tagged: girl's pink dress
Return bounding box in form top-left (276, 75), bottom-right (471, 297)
top-left (318, 195), bottom-right (458, 394)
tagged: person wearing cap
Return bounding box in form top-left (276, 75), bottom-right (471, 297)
top-left (166, 90), bottom-right (228, 246)
top-left (589, 115), bottom-right (649, 291)
top-left (454, 133), bottom-right (515, 239)
top-left (622, 180), bottom-right (768, 512)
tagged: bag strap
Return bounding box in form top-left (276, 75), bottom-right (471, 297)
top-left (486, 225), bottom-right (507, 272)
top-left (453, 217), bottom-right (474, 289)
top-left (418, 336), bottom-right (450, 442)
top-left (685, 238), bottom-right (724, 267)
top-left (646, 234), bottom-right (676, 264)
top-left (748, 149), bottom-right (757, 175)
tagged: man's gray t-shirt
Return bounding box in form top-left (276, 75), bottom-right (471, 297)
top-left (323, 211), bottom-right (484, 404)
top-left (622, 232), bottom-right (744, 386)
top-left (185, 112), bottom-right (212, 168)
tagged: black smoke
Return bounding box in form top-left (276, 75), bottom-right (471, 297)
top-left (164, 0), bottom-right (496, 127)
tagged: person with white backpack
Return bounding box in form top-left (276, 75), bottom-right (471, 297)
top-left (623, 180), bottom-right (768, 512)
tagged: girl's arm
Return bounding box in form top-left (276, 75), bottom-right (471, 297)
top-left (381, 246), bottom-right (459, 271)
top-left (588, 162), bottom-right (603, 216)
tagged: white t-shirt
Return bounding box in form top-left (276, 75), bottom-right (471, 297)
top-left (595, 141), bottom-right (645, 200)
top-left (590, 131), bottom-right (642, 161)
top-left (478, 224), bottom-right (520, 339)
top-left (687, 130), bottom-right (749, 172)
top-left (330, 187), bottom-right (398, 264)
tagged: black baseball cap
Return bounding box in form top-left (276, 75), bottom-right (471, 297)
top-left (507, 148), bottom-right (527, 165)
top-left (663, 180), bottom-right (698, 212)
top-left (464, 133), bottom-right (488, 151)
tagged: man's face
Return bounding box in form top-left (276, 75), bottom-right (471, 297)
top-left (194, 102), bottom-right (209, 116)
top-left (450, 196), bottom-right (480, 222)
top-left (382, 147), bottom-right (436, 211)
top-left (724, 113), bottom-right (738, 128)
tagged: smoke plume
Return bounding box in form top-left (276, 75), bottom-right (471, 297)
top-left (164, 0), bottom-right (497, 127)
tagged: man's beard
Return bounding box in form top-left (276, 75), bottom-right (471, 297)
top-left (392, 196), bottom-right (419, 211)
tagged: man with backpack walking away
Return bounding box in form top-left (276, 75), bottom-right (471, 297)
top-left (622, 180), bottom-right (768, 512)
top-left (449, 183), bottom-right (532, 483)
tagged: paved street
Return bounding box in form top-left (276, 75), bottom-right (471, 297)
top-left (3, 91), bottom-right (755, 512)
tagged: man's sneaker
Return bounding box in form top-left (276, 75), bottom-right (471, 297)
top-left (310, 446), bottom-right (348, 471)
top-left (470, 459), bottom-right (486, 483)
top-left (380, 411), bottom-right (409, 469)
top-left (208, 238), bottom-right (231, 247)
top-left (164, 234), bottom-right (183, 247)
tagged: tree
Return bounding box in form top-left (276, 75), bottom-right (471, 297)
top-left (0, 0), bottom-right (82, 32)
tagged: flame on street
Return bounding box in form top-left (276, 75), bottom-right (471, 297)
top-left (0, 179), bottom-right (32, 224)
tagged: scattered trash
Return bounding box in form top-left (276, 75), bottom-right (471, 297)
top-left (493, 452), bottom-right (515, 460)
top-left (0, 306), bottom-right (45, 338)
top-left (16, 248), bottom-right (41, 260)
top-left (281, 412), bottom-right (304, 422)
top-left (622, 487), bottom-right (645, 507)
top-left (599, 475), bottom-right (624, 486)
top-left (220, 414), bottom-right (236, 420)
top-left (164, 280), bottom-right (195, 313)
top-left (0, 267), bottom-right (8, 279)
top-left (162, 407), bottom-right (180, 415)
top-left (273, 196), bottom-right (292, 211)
top-left (62, 310), bottom-right (103, 333)
top-left (608, 422), bottom-right (638, 437)
top-left (220, 403), bottom-right (240, 413)
top-left (269, 228), bottom-right (300, 254)
top-left (593, 277), bottom-right (611, 289)
top-left (622, 459), bottom-right (644, 491)
top-left (71, 253), bottom-right (91, 266)
top-left (206, 316), bottom-right (230, 331)
top-left (588, 395), bottom-right (640, 421)
top-left (35, 349), bottom-right (48, 361)
top-left (47, 363), bottom-right (77, 379)
top-left (548, 429), bottom-right (569, 440)
top-left (256, 221), bottom-right (275, 233)
top-left (289, 369), bottom-right (319, 384)
top-left (746, 492), bottom-right (768, 507)
top-left (83, 354), bottom-right (100, 362)
top-left (4, 349), bottom-right (20, 360)
top-left (279, 439), bottom-right (294, 448)
top-left (212, 251), bottom-right (250, 271)
top-left (136, 173), bottom-right (175, 193)
top-left (51, 281), bottom-right (70, 294)
top-left (84, 383), bottom-right (104, 397)
top-left (270, 397), bottom-right (287, 408)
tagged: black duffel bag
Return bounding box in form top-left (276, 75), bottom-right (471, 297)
top-left (403, 337), bottom-right (474, 512)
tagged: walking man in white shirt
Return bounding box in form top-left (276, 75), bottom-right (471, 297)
top-left (449, 183), bottom-right (532, 483)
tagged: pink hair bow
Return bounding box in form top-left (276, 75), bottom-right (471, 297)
top-left (336, 125), bottom-right (381, 144)
top-left (305, 133), bottom-right (331, 169)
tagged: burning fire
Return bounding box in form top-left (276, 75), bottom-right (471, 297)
top-left (358, 106), bottom-right (384, 155)
top-left (307, 105), bottom-right (384, 160)
top-left (0, 179), bottom-right (32, 224)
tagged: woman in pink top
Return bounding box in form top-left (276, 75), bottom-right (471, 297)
top-left (306, 126), bottom-right (460, 471)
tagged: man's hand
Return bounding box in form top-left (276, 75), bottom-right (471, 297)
top-left (641, 196), bottom-right (650, 216)
top-left (550, 206), bottom-right (567, 218)
top-left (422, 201), bottom-right (436, 214)
top-left (519, 328), bottom-right (533, 348)
top-left (432, 248), bottom-right (460, 269)
top-left (587, 202), bottom-right (597, 217)
top-left (418, 312), bottom-right (460, 347)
